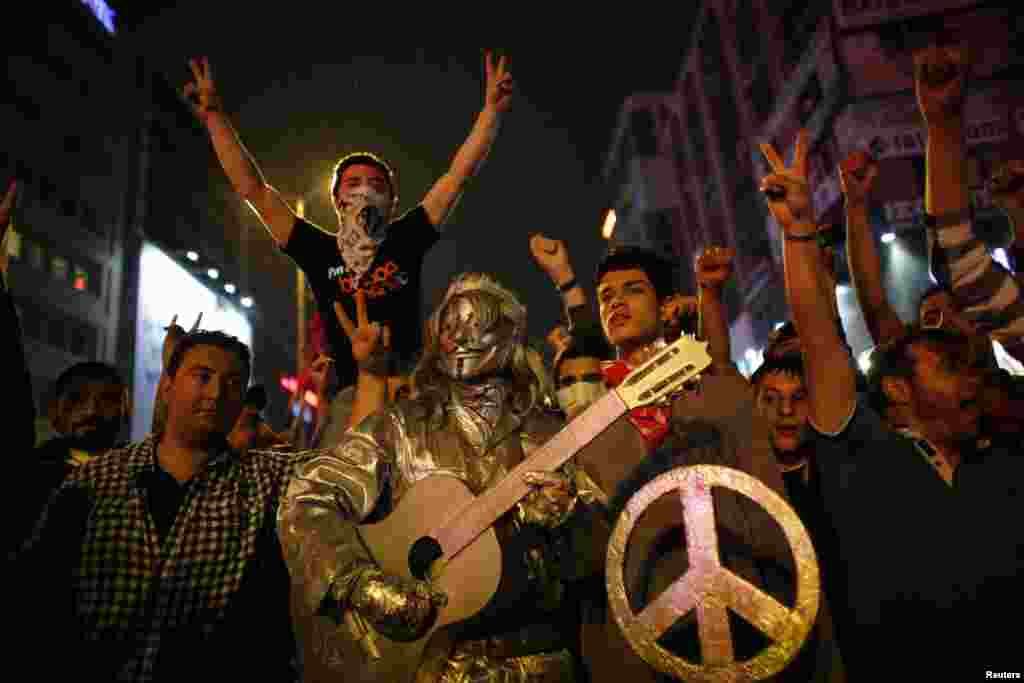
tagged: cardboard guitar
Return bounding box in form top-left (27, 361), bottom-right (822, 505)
top-left (345, 335), bottom-right (712, 682)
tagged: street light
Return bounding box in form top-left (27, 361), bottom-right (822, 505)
top-left (881, 232), bottom-right (896, 244)
top-left (207, 268), bottom-right (219, 280)
top-left (224, 283), bottom-right (236, 294)
top-left (186, 251), bottom-right (199, 262)
top-left (601, 209), bottom-right (617, 240)
top-left (240, 296), bottom-right (253, 308)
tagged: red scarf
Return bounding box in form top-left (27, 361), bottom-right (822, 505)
top-left (602, 359), bottom-right (671, 450)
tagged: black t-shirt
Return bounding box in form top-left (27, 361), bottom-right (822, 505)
top-left (283, 206), bottom-right (439, 388)
top-left (811, 402), bottom-right (1024, 679)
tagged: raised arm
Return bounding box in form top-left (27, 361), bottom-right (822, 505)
top-left (694, 246), bottom-right (740, 376)
top-left (760, 131), bottom-right (857, 433)
top-left (421, 51), bottom-right (514, 229)
top-left (0, 179), bottom-right (36, 457)
top-left (916, 45), bottom-right (1024, 341)
top-left (839, 151), bottom-right (906, 345)
top-left (184, 57), bottom-right (298, 246)
top-left (529, 233), bottom-right (586, 317)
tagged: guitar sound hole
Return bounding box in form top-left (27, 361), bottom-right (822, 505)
top-left (409, 535), bottom-right (444, 580)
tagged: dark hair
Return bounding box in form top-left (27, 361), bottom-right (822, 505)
top-left (553, 324), bottom-right (612, 379)
top-left (244, 384), bottom-right (267, 410)
top-left (865, 327), bottom-right (976, 415)
top-left (54, 362), bottom-right (124, 400)
top-left (596, 247), bottom-right (674, 302)
top-left (166, 330), bottom-right (252, 384)
top-left (330, 152), bottom-right (397, 201)
top-left (750, 353), bottom-right (805, 390)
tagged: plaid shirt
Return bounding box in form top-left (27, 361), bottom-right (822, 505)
top-left (16, 436), bottom-right (303, 682)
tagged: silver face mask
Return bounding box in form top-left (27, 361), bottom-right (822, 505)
top-left (437, 295), bottom-right (518, 382)
top-left (556, 381), bottom-right (607, 420)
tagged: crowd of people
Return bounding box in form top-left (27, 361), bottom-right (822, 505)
top-left (6, 45), bottom-right (1024, 682)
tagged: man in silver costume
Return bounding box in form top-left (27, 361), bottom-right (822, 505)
top-left (278, 272), bottom-right (594, 682)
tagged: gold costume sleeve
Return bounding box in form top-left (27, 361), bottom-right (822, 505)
top-left (276, 412), bottom-right (394, 621)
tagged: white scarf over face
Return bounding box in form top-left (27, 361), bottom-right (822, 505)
top-left (335, 188), bottom-right (390, 282)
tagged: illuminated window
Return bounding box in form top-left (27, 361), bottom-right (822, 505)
top-left (51, 255), bottom-right (68, 281)
top-left (73, 265), bottom-right (90, 291)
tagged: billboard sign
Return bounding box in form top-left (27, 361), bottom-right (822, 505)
top-left (834, 0), bottom-right (979, 32)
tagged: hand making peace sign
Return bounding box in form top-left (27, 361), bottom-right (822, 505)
top-left (1, 179), bottom-right (18, 277)
top-left (162, 313), bottom-right (203, 368)
top-left (1, 179), bottom-right (17, 240)
top-left (759, 129), bottom-right (813, 233)
top-left (334, 289), bottom-right (392, 376)
top-left (484, 50), bottom-right (515, 114)
top-left (183, 57), bottom-right (223, 121)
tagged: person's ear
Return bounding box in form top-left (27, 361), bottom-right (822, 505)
top-left (121, 387), bottom-right (132, 420)
top-left (48, 395), bottom-right (67, 433)
top-left (881, 376), bottom-right (912, 405)
top-left (157, 372), bottom-right (172, 405)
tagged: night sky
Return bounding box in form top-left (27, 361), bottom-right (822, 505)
top-left (113, 5), bottom-right (684, 347)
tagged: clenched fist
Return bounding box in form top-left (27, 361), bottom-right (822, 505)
top-left (696, 246), bottom-right (735, 292)
top-left (838, 150), bottom-right (879, 208)
top-left (913, 43), bottom-right (968, 126)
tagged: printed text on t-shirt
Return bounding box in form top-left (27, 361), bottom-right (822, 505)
top-left (336, 259), bottom-right (409, 298)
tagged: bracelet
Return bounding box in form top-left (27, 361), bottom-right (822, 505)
top-left (557, 276), bottom-right (578, 293)
top-left (921, 208), bottom-right (972, 229)
top-left (783, 231), bottom-right (819, 243)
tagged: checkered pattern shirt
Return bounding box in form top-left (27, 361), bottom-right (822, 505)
top-left (17, 436), bottom-right (303, 682)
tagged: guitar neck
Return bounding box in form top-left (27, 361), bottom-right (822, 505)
top-left (433, 389), bottom-right (628, 563)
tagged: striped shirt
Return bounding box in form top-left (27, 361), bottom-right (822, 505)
top-left (927, 215), bottom-right (1024, 363)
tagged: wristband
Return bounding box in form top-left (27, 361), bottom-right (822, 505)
top-left (921, 208), bottom-right (972, 229)
top-left (783, 231), bottom-right (819, 243)
top-left (557, 276), bottom-right (578, 293)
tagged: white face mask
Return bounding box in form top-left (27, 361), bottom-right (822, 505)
top-left (336, 188), bottom-right (391, 278)
top-left (557, 381), bottom-right (607, 420)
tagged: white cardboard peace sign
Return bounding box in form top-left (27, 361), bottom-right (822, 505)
top-left (606, 465), bottom-right (820, 682)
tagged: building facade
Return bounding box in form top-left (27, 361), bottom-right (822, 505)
top-left (4, 3), bottom-right (297, 443)
top-left (603, 0), bottom-right (1021, 373)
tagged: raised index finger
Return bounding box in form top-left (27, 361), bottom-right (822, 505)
top-left (355, 288), bottom-right (369, 327)
top-left (759, 142), bottom-right (785, 173)
top-left (794, 129), bottom-right (810, 178)
top-left (188, 58), bottom-right (204, 82)
top-left (483, 49), bottom-right (494, 79)
top-left (333, 301), bottom-right (355, 338)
